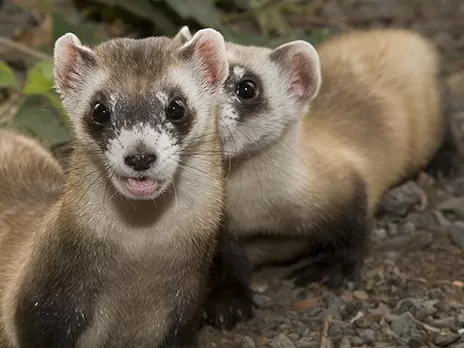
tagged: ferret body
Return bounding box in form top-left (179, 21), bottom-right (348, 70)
top-left (0, 29), bottom-right (228, 348)
top-left (174, 28), bottom-right (447, 288)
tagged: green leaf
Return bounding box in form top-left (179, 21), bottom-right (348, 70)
top-left (92, 0), bottom-right (178, 35)
top-left (52, 11), bottom-right (108, 46)
top-left (23, 61), bottom-right (54, 96)
top-left (165, 0), bottom-right (222, 28)
top-left (14, 96), bottom-right (71, 147)
top-left (0, 61), bottom-right (20, 89)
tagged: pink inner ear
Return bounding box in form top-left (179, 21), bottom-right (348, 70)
top-left (198, 40), bottom-right (222, 87)
top-left (55, 44), bottom-right (80, 92)
top-left (290, 53), bottom-right (308, 99)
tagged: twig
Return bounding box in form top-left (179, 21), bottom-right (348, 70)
top-left (319, 314), bottom-right (333, 348)
top-left (0, 36), bottom-right (52, 61)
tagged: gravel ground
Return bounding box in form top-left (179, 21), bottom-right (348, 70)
top-left (1, 0), bottom-right (464, 347)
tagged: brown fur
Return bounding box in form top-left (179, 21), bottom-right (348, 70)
top-left (0, 124), bottom-right (224, 347)
top-left (0, 32), bottom-right (227, 347)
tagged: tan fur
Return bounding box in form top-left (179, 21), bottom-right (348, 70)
top-left (0, 129), bottom-right (66, 346)
top-left (225, 29), bottom-right (444, 265)
top-left (309, 29), bottom-right (443, 212)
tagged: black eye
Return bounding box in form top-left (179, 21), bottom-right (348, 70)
top-left (91, 103), bottom-right (111, 124)
top-left (166, 97), bottom-right (187, 123)
top-left (235, 79), bottom-right (258, 100)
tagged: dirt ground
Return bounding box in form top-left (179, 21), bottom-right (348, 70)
top-left (1, 0), bottom-right (464, 347)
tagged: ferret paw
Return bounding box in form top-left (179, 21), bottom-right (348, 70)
top-left (286, 250), bottom-right (363, 289)
top-left (200, 285), bottom-right (255, 330)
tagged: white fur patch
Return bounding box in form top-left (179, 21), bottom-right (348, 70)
top-left (106, 125), bottom-right (179, 181)
top-left (232, 66), bottom-right (246, 80)
top-left (155, 91), bottom-right (169, 105)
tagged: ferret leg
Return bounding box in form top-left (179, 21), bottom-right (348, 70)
top-left (201, 230), bottom-right (255, 330)
top-left (288, 178), bottom-right (371, 289)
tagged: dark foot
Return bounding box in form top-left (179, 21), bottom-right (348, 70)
top-left (202, 231), bottom-right (255, 330)
top-left (286, 247), bottom-right (364, 289)
top-left (201, 279), bottom-right (255, 330)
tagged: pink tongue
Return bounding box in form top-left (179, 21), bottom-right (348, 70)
top-left (126, 178), bottom-right (159, 197)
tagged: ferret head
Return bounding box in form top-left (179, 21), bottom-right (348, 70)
top-left (174, 26), bottom-right (321, 158)
top-left (53, 29), bottom-right (227, 200)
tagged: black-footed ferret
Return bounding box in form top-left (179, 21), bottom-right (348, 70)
top-left (0, 29), bottom-right (228, 348)
top-left (174, 27), bottom-right (449, 289)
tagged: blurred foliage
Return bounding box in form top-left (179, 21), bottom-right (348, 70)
top-left (0, 0), bottom-right (331, 149)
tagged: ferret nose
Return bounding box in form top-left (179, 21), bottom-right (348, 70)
top-left (124, 153), bottom-right (157, 171)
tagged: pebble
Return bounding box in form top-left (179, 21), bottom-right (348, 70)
top-left (253, 294), bottom-right (273, 309)
top-left (399, 221), bottom-right (417, 235)
top-left (391, 312), bottom-right (417, 338)
top-left (374, 228), bottom-right (388, 239)
top-left (359, 329), bottom-right (375, 344)
top-left (270, 334), bottom-right (296, 348)
top-left (339, 337), bottom-right (351, 348)
top-left (294, 298), bottom-right (318, 312)
top-left (242, 336), bottom-right (256, 348)
top-left (353, 290), bottom-right (369, 300)
top-left (408, 337), bottom-right (424, 348)
top-left (449, 221), bottom-right (464, 248)
top-left (434, 333), bottom-right (461, 347)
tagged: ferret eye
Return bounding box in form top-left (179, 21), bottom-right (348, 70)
top-left (236, 79), bottom-right (258, 100)
top-left (166, 97), bottom-right (187, 123)
top-left (91, 103), bottom-right (111, 124)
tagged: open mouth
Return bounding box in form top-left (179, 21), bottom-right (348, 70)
top-left (121, 176), bottom-right (161, 198)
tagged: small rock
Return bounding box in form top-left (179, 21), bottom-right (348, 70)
top-left (253, 294), bottom-right (273, 309)
top-left (350, 336), bottom-right (364, 346)
top-left (242, 336), bottom-right (256, 348)
top-left (294, 298), bottom-right (318, 312)
top-left (430, 316), bottom-right (456, 330)
top-left (434, 333), bottom-right (461, 347)
top-left (374, 228), bottom-right (388, 239)
top-left (408, 337), bottom-right (424, 348)
top-left (250, 281), bottom-right (268, 293)
top-left (409, 231), bottom-right (433, 250)
top-left (399, 221), bottom-right (417, 235)
top-left (456, 314), bottom-right (464, 327)
top-left (449, 221), bottom-right (464, 248)
top-left (388, 222), bottom-right (399, 236)
top-left (438, 198), bottom-right (464, 220)
top-left (379, 181), bottom-right (424, 216)
top-left (429, 288), bottom-right (445, 300)
top-left (391, 312), bottom-right (417, 338)
top-left (453, 280), bottom-right (464, 288)
top-left (359, 329), bottom-right (375, 344)
top-left (353, 290), bottom-right (369, 300)
top-left (339, 337), bottom-right (351, 348)
top-left (270, 334), bottom-right (296, 348)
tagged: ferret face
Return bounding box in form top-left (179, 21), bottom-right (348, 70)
top-left (219, 42), bottom-right (321, 158)
top-left (173, 27), bottom-right (322, 158)
top-left (54, 30), bottom-right (228, 200)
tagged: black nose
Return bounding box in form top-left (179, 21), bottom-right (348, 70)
top-left (124, 153), bottom-right (157, 171)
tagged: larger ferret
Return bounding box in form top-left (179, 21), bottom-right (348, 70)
top-left (0, 28), bottom-right (229, 348)
top-left (174, 28), bottom-right (451, 289)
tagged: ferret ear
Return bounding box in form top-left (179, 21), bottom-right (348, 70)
top-left (173, 26), bottom-right (193, 46)
top-left (177, 28), bottom-right (228, 89)
top-left (270, 40), bottom-right (321, 102)
top-left (53, 32), bottom-right (97, 95)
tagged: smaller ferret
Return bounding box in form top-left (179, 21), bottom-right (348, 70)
top-left (174, 27), bottom-right (453, 292)
top-left (0, 29), bottom-right (228, 348)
